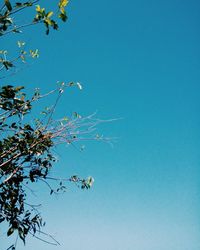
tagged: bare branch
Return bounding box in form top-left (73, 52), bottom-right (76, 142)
top-left (29, 231), bottom-right (59, 246)
top-left (3, 21), bottom-right (40, 36)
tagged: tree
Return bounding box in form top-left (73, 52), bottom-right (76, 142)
top-left (0, 1), bottom-right (109, 249)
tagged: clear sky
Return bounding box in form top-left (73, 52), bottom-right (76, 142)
top-left (1, 0), bottom-right (200, 249)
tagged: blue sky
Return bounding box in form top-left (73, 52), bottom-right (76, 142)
top-left (1, 0), bottom-right (200, 249)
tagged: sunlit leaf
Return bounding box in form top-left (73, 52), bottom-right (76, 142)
top-left (17, 41), bottom-right (26, 48)
top-left (47, 11), bottom-right (53, 18)
top-left (30, 49), bottom-right (39, 58)
top-left (76, 82), bottom-right (83, 90)
top-left (35, 4), bottom-right (41, 12)
top-left (59, 0), bottom-right (69, 8)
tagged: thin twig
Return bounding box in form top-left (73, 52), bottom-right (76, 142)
top-left (35, 229), bottom-right (60, 245)
top-left (2, 21), bottom-right (40, 36)
top-left (9, 0), bottom-right (39, 17)
top-left (29, 231), bottom-right (59, 246)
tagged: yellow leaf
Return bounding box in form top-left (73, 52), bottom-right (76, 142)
top-left (30, 49), bottom-right (39, 58)
top-left (59, 0), bottom-right (69, 8)
top-left (60, 7), bottom-right (65, 14)
top-left (45, 18), bottom-right (52, 25)
top-left (47, 11), bottom-right (53, 18)
top-left (36, 5), bottom-right (40, 12)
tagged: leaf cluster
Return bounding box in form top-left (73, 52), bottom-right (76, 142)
top-left (0, 42), bottom-right (39, 79)
top-left (0, 1), bottom-right (105, 248)
top-left (0, 86), bottom-right (56, 245)
top-left (0, 0), bottom-right (69, 36)
top-left (0, 85), bottom-right (99, 247)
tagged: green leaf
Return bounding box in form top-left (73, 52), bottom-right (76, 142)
top-left (30, 49), bottom-right (39, 58)
top-left (12, 29), bottom-right (21, 33)
top-left (35, 5), bottom-right (41, 12)
top-left (18, 227), bottom-right (25, 244)
top-left (15, 86), bottom-right (24, 91)
top-left (17, 41), bottom-right (26, 48)
top-left (3, 60), bottom-right (13, 70)
top-left (59, 13), bottom-right (67, 22)
top-left (7, 227), bottom-right (14, 236)
top-left (0, 217), bottom-right (5, 223)
top-left (5, 0), bottom-right (12, 11)
top-left (15, 2), bottom-right (23, 8)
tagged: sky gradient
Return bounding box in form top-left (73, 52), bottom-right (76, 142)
top-left (1, 0), bottom-right (200, 249)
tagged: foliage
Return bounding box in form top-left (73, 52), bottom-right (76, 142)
top-left (0, 0), bottom-right (107, 249)
top-left (0, 0), bottom-right (69, 78)
top-left (0, 41), bottom-right (39, 79)
top-left (0, 84), bottom-right (98, 248)
top-left (0, 0), bottom-right (68, 36)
